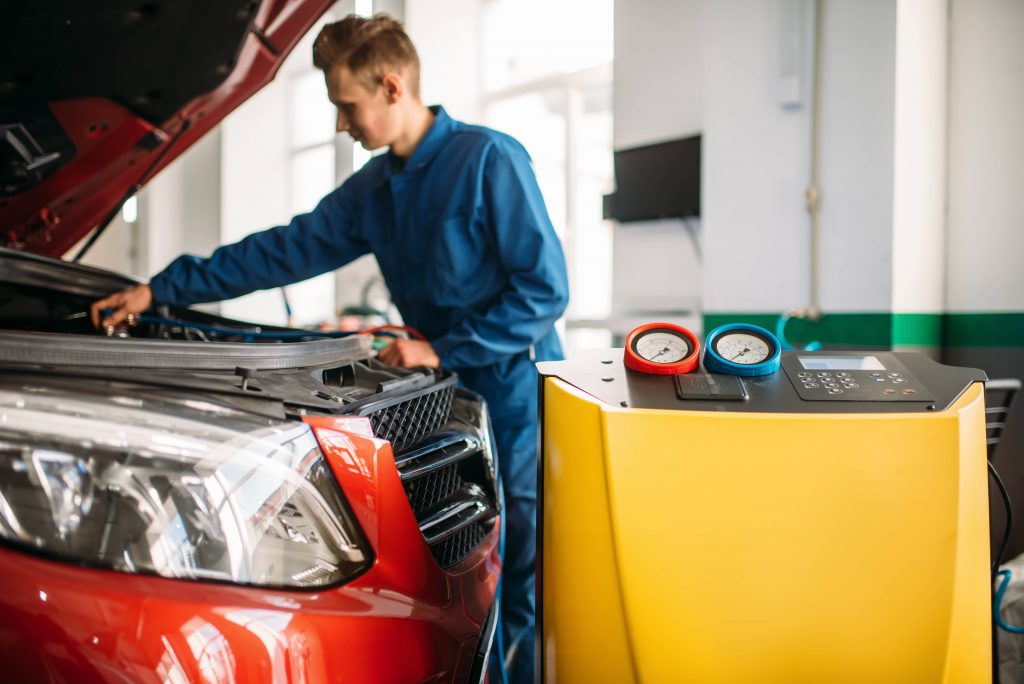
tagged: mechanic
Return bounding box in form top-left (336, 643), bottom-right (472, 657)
top-left (91, 12), bottom-right (567, 683)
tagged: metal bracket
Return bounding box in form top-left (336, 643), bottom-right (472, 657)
top-left (1, 124), bottom-right (61, 171)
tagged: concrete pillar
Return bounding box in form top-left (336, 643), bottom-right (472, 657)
top-left (891, 0), bottom-right (948, 347)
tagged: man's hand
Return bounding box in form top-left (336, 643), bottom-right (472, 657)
top-left (90, 284), bottom-right (154, 329)
top-left (377, 338), bottom-right (440, 369)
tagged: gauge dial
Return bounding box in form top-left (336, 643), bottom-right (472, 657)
top-left (635, 332), bottom-right (690, 364)
top-left (624, 323), bottom-right (700, 375)
top-left (714, 332), bottom-right (771, 365)
top-left (703, 324), bottom-right (782, 377)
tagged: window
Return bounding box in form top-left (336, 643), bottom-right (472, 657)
top-left (219, 1), bottom-right (377, 329)
top-left (282, 66), bottom-right (338, 327)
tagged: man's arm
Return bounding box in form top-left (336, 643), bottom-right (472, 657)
top-left (430, 140), bottom-right (569, 369)
top-left (149, 187), bottom-right (365, 306)
top-left (92, 184), bottom-right (366, 327)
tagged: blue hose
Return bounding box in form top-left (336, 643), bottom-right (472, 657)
top-left (995, 570), bottom-right (1024, 634)
top-left (775, 312), bottom-right (822, 352)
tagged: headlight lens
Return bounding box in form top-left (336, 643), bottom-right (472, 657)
top-left (0, 389), bottom-right (368, 588)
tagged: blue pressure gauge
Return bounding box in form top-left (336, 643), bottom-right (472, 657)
top-left (703, 324), bottom-right (782, 377)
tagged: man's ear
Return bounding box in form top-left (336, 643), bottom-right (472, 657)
top-left (381, 73), bottom-right (404, 103)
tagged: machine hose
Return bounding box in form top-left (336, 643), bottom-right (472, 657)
top-left (995, 570), bottom-right (1024, 634)
top-left (775, 312), bottom-right (822, 351)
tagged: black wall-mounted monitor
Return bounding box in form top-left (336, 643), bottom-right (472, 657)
top-left (603, 135), bottom-right (701, 222)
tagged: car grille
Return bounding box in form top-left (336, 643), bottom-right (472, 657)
top-left (432, 522), bottom-right (490, 569)
top-left (405, 463), bottom-right (461, 513)
top-left (395, 430), bottom-right (498, 570)
top-left (358, 383), bottom-right (455, 453)
top-left (355, 379), bottom-right (497, 569)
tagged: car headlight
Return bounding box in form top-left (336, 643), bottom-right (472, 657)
top-left (0, 388), bottom-right (369, 589)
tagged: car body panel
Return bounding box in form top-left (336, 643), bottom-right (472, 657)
top-left (0, 415), bottom-right (500, 683)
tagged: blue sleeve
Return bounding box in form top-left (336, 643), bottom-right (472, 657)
top-left (431, 140), bottom-right (569, 369)
top-left (148, 183), bottom-right (367, 307)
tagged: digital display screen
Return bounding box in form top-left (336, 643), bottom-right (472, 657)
top-left (798, 356), bottom-right (886, 371)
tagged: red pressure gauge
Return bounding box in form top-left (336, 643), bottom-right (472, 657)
top-left (623, 322), bottom-right (701, 375)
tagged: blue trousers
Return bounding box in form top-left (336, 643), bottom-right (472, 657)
top-left (492, 411), bottom-right (537, 684)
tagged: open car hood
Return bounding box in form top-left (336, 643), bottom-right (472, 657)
top-left (0, 0), bottom-right (334, 257)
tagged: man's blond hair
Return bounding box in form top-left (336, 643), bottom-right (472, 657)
top-left (313, 13), bottom-right (421, 97)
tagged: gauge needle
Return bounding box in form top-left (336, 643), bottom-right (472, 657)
top-left (650, 346), bottom-right (671, 361)
top-left (730, 348), bottom-right (750, 361)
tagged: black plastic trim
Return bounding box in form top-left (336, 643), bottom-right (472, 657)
top-left (420, 497), bottom-right (496, 545)
top-left (397, 435), bottom-right (481, 481)
top-left (468, 595), bottom-right (500, 684)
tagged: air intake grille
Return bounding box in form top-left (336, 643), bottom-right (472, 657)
top-left (396, 433), bottom-right (498, 570)
top-left (359, 378), bottom-right (496, 570)
top-left (362, 383), bottom-right (455, 452)
top-left (405, 464), bottom-right (461, 514)
top-left (431, 522), bottom-right (490, 569)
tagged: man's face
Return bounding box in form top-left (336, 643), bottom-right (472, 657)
top-left (325, 65), bottom-right (397, 151)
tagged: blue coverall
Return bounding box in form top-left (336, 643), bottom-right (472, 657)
top-left (149, 106), bottom-right (569, 682)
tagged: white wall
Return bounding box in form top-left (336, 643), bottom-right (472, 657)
top-left (218, 77), bottom-right (293, 324)
top-left (613, 0), bottom-right (900, 317)
top-left (700, 0), bottom-right (811, 313)
top-left (613, 0), bottom-right (702, 149)
top-left (947, 0), bottom-right (1024, 312)
top-left (141, 129), bottom-right (223, 282)
top-left (817, 0), bottom-right (895, 312)
top-left (406, 0), bottom-right (482, 123)
top-left (612, 219), bottom-right (701, 314)
top-left (75, 214), bottom-right (138, 277)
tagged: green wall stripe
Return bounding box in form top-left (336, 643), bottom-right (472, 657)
top-left (892, 314), bottom-right (944, 347)
top-left (945, 313), bottom-right (1024, 347)
top-left (703, 312), bottom-right (1024, 348)
top-left (703, 313), bottom-right (895, 347)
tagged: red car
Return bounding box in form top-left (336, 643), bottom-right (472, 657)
top-left (0, 2), bottom-right (501, 682)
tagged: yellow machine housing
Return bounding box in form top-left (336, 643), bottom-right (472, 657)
top-left (538, 350), bottom-right (990, 684)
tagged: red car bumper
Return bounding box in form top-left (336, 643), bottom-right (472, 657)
top-left (0, 417), bottom-right (501, 683)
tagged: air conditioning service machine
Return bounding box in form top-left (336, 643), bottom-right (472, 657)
top-left (538, 322), bottom-right (990, 683)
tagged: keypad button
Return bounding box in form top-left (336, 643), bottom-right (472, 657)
top-left (824, 382), bottom-right (839, 389)
top-left (901, 388), bottom-right (917, 395)
top-left (888, 373), bottom-right (902, 378)
top-left (804, 383), bottom-right (819, 389)
top-left (870, 372), bottom-right (883, 378)
top-left (836, 372), bottom-right (851, 378)
top-left (845, 383), bottom-right (860, 389)
top-left (872, 377), bottom-right (886, 383)
top-left (882, 388), bottom-right (897, 395)
top-left (892, 378), bottom-right (907, 384)
top-left (827, 388), bottom-right (843, 394)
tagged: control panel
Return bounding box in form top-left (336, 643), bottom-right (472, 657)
top-left (781, 353), bottom-right (936, 403)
